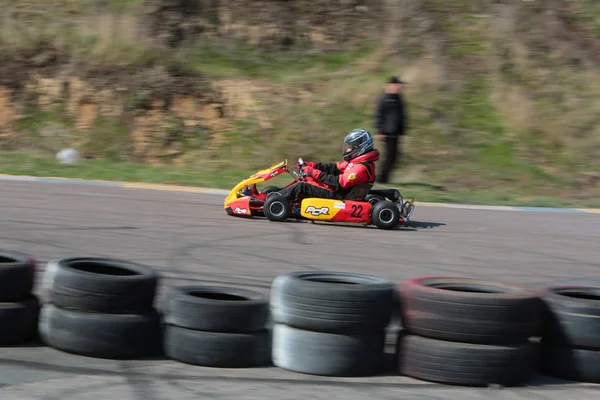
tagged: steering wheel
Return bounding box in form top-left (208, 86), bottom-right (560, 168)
top-left (295, 157), bottom-right (307, 180)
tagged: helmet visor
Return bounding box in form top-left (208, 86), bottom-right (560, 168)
top-left (344, 142), bottom-right (355, 154)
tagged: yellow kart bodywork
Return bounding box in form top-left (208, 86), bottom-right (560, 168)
top-left (224, 160), bottom-right (289, 214)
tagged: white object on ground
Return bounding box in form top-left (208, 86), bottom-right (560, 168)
top-left (56, 148), bottom-right (79, 164)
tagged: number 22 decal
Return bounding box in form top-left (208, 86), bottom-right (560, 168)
top-left (350, 204), bottom-right (363, 218)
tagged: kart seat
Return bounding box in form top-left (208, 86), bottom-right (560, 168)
top-left (342, 182), bottom-right (374, 201)
top-left (367, 188), bottom-right (402, 202)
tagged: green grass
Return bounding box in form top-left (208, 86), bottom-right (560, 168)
top-left (0, 152), bottom-right (251, 188)
top-left (2, 152), bottom-right (599, 208)
top-left (183, 39), bottom-right (378, 81)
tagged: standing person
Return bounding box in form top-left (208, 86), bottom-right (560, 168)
top-left (374, 76), bottom-right (407, 184)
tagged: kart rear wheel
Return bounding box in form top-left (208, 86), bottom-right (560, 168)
top-left (365, 194), bottom-right (385, 205)
top-left (261, 185), bottom-right (280, 194)
top-left (264, 194), bottom-right (290, 222)
top-left (371, 201), bottom-right (400, 230)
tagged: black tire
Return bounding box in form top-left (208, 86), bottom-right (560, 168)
top-left (397, 333), bottom-right (537, 387)
top-left (399, 277), bottom-right (544, 345)
top-left (263, 194), bottom-right (290, 222)
top-left (261, 185), bottom-right (280, 194)
top-left (540, 342), bottom-right (600, 383)
top-left (163, 286), bottom-right (269, 332)
top-left (164, 325), bottom-right (271, 368)
top-left (371, 200), bottom-right (400, 230)
top-left (271, 323), bottom-right (385, 377)
top-left (38, 303), bottom-right (161, 359)
top-left (48, 257), bottom-right (158, 314)
top-left (364, 194), bottom-right (385, 205)
top-left (0, 296), bottom-right (40, 345)
top-left (0, 250), bottom-right (36, 302)
top-left (270, 271), bottom-right (395, 333)
top-left (540, 286), bottom-right (600, 349)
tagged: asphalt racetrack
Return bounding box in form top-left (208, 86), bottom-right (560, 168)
top-left (1, 179), bottom-right (600, 399)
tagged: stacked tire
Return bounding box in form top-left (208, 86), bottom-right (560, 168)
top-left (396, 276), bottom-right (544, 387)
top-left (0, 250), bottom-right (40, 345)
top-left (270, 271), bottom-right (396, 377)
top-left (163, 286), bottom-right (271, 368)
top-left (539, 285), bottom-right (600, 383)
top-left (39, 257), bottom-right (162, 359)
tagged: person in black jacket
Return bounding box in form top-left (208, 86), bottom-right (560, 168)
top-left (374, 76), bottom-right (407, 184)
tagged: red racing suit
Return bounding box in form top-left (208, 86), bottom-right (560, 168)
top-left (302, 149), bottom-right (380, 198)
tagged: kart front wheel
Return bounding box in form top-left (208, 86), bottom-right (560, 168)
top-left (264, 194), bottom-right (290, 222)
top-left (371, 201), bottom-right (400, 230)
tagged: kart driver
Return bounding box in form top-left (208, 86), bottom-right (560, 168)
top-left (271, 128), bottom-right (380, 201)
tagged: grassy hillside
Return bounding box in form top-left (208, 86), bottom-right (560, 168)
top-left (1, 0), bottom-right (600, 206)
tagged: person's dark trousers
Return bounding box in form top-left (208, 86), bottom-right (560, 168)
top-left (378, 135), bottom-right (399, 184)
top-left (275, 181), bottom-right (336, 201)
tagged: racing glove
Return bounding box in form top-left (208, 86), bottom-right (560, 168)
top-left (297, 161), bottom-right (316, 171)
top-left (302, 165), bottom-right (322, 180)
top-left (302, 165), bottom-right (341, 189)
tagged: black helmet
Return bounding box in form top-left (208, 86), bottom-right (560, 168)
top-left (343, 128), bottom-right (374, 161)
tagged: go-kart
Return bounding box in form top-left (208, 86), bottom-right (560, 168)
top-left (223, 158), bottom-right (416, 230)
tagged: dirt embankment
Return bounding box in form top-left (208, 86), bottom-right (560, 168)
top-left (0, 0), bottom-right (386, 164)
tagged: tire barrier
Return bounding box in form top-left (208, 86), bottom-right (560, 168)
top-left (396, 277), bottom-right (544, 387)
top-left (0, 250), bottom-right (39, 345)
top-left (45, 257), bottom-right (158, 314)
top-left (539, 286), bottom-right (600, 383)
top-left (38, 257), bottom-right (162, 359)
top-left (163, 285), bottom-right (271, 368)
top-left (270, 271), bottom-right (395, 376)
top-left (396, 334), bottom-right (537, 387)
top-left (4, 248), bottom-right (600, 387)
